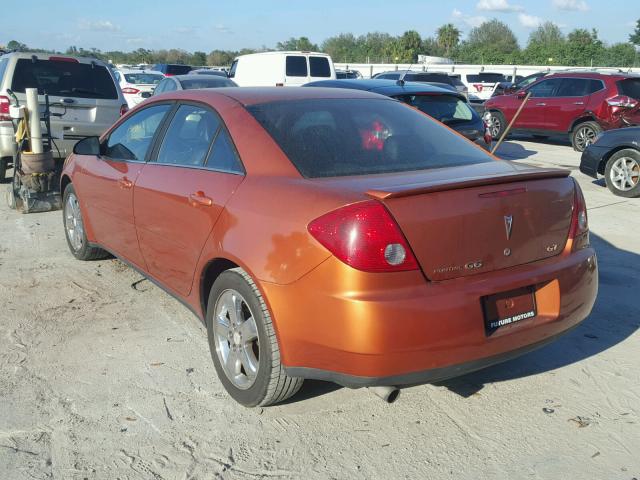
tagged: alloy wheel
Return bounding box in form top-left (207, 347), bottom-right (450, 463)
top-left (489, 114), bottom-right (501, 138)
top-left (213, 289), bottom-right (260, 390)
top-left (609, 156), bottom-right (640, 192)
top-left (575, 125), bottom-right (597, 151)
top-left (65, 193), bottom-right (84, 252)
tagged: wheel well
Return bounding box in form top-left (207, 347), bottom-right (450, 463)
top-left (569, 116), bottom-right (597, 133)
top-left (60, 174), bottom-right (71, 195)
top-left (599, 146), bottom-right (640, 175)
top-left (200, 258), bottom-right (240, 317)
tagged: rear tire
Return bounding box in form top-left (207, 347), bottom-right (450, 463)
top-left (604, 149), bottom-right (640, 198)
top-left (206, 268), bottom-right (303, 407)
top-left (62, 184), bottom-right (109, 260)
top-left (487, 111), bottom-right (506, 140)
top-left (571, 121), bottom-right (601, 152)
top-left (0, 157), bottom-right (9, 182)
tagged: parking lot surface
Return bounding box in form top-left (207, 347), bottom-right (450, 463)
top-left (0, 138), bottom-right (638, 480)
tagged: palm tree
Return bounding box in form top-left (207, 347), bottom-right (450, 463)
top-left (437, 23), bottom-right (461, 57)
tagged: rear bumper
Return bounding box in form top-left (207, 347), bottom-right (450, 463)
top-left (264, 248), bottom-right (598, 386)
top-left (0, 122), bottom-right (17, 159)
top-left (580, 145), bottom-right (607, 178)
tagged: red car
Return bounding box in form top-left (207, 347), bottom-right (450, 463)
top-left (484, 72), bottom-right (640, 151)
top-left (61, 88), bottom-right (598, 407)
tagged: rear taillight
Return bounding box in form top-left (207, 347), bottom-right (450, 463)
top-left (473, 83), bottom-right (484, 92)
top-left (119, 104), bottom-right (129, 116)
top-left (0, 95), bottom-right (10, 121)
top-left (483, 120), bottom-right (492, 145)
top-left (308, 200), bottom-right (419, 272)
top-left (567, 180), bottom-right (589, 252)
top-left (607, 95), bottom-right (638, 108)
top-left (121, 87), bottom-right (140, 94)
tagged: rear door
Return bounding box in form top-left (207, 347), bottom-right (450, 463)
top-left (544, 78), bottom-right (592, 131)
top-left (76, 103), bottom-right (171, 268)
top-left (134, 103), bottom-right (244, 296)
top-left (284, 55), bottom-right (308, 86)
top-left (308, 56), bottom-right (333, 82)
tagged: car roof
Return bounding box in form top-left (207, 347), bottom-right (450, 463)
top-left (376, 70), bottom-right (454, 76)
top-left (546, 71), bottom-right (638, 79)
top-left (305, 79), bottom-right (461, 98)
top-left (117, 69), bottom-right (163, 75)
top-left (154, 87), bottom-right (390, 106)
top-left (0, 51), bottom-right (109, 65)
top-left (171, 74), bottom-right (234, 81)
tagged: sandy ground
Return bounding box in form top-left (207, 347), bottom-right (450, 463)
top-left (0, 138), bottom-right (638, 480)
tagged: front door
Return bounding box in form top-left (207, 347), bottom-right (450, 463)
top-left (134, 103), bottom-right (245, 296)
top-left (515, 78), bottom-right (562, 130)
top-left (77, 103), bottom-right (171, 268)
top-left (543, 78), bottom-right (591, 131)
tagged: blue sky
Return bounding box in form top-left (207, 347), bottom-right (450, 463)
top-left (2, 0), bottom-right (637, 52)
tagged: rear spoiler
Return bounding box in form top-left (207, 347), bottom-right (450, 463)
top-left (366, 168), bottom-right (570, 200)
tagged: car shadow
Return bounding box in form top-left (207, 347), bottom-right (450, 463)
top-left (494, 141), bottom-right (538, 160)
top-left (436, 232), bottom-right (638, 397)
top-left (290, 233), bottom-right (638, 403)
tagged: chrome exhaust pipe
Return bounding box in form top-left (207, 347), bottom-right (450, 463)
top-left (368, 386), bottom-right (400, 403)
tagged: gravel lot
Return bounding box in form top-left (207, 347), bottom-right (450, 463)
top-left (0, 138), bottom-right (638, 480)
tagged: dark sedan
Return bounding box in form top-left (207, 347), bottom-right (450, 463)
top-left (304, 79), bottom-right (492, 150)
top-left (580, 126), bottom-right (640, 197)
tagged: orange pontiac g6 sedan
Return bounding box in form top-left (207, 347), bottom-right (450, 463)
top-left (61, 87), bottom-right (598, 407)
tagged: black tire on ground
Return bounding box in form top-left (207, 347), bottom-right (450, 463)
top-left (604, 148), bottom-right (640, 198)
top-left (488, 111), bottom-right (506, 140)
top-left (206, 268), bottom-right (303, 407)
top-left (571, 121), bottom-right (602, 152)
top-left (0, 157), bottom-right (9, 182)
top-left (62, 184), bottom-right (109, 260)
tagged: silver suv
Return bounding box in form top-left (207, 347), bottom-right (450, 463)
top-left (0, 52), bottom-right (127, 179)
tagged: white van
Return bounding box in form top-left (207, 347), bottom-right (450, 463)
top-left (229, 51), bottom-right (336, 87)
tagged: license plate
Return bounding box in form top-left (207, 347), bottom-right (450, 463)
top-left (482, 286), bottom-right (537, 336)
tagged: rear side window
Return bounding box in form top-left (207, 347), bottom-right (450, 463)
top-left (206, 129), bottom-right (243, 173)
top-left (309, 57), bottom-right (331, 78)
top-left (247, 98), bottom-right (491, 178)
top-left (105, 104), bottom-right (170, 161)
top-left (124, 73), bottom-right (163, 85)
top-left (166, 65), bottom-right (192, 75)
top-left (157, 104), bottom-right (220, 167)
top-left (466, 73), bottom-right (506, 83)
top-left (617, 78), bottom-right (640, 100)
top-left (11, 59), bottom-right (118, 99)
top-left (395, 94), bottom-right (474, 126)
top-left (586, 79), bottom-right (604, 94)
top-left (0, 58), bottom-right (8, 83)
top-left (286, 56), bottom-right (307, 77)
top-left (555, 78), bottom-right (591, 97)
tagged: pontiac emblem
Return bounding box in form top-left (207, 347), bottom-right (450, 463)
top-left (504, 215), bottom-right (513, 240)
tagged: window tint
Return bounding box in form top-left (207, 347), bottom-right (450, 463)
top-left (11, 59), bottom-right (118, 99)
top-left (309, 57), bottom-right (331, 78)
top-left (179, 77), bottom-right (236, 89)
top-left (286, 56), bottom-right (307, 77)
top-left (466, 73), bottom-right (507, 83)
top-left (0, 58), bottom-right (8, 82)
top-left (555, 78), bottom-right (591, 97)
top-left (206, 129), bottom-right (243, 173)
top-left (247, 98), bottom-right (491, 178)
top-left (410, 73), bottom-right (450, 84)
top-left (166, 65), bottom-right (192, 75)
top-left (395, 94), bottom-right (474, 126)
top-left (228, 60), bottom-right (238, 78)
top-left (105, 104), bottom-right (170, 161)
top-left (157, 104), bottom-right (220, 166)
top-left (527, 78), bottom-right (562, 98)
top-left (124, 73), bottom-right (163, 85)
top-left (586, 79), bottom-right (604, 94)
top-left (617, 78), bottom-right (640, 100)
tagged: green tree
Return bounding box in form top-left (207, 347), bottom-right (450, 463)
top-left (524, 22), bottom-right (565, 64)
top-left (436, 23), bottom-right (460, 57)
top-left (192, 51), bottom-right (207, 66)
top-left (457, 19), bottom-right (520, 64)
top-left (396, 30), bottom-right (422, 62)
top-left (207, 50), bottom-right (233, 66)
top-left (630, 19), bottom-right (640, 46)
top-left (596, 43), bottom-right (637, 67)
top-left (565, 28), bottom-right (604, 66)
top-left (276, 37), bottom-right (319, 51)
top-left (7, 40), bottom-right (27, 51)
top-left (321, 33), bottom-right (358, 62)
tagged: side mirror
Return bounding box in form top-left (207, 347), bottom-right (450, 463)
top-left (73, 136), bottom-right (101, 156)
top-left (516, 90), bottom-right (527, 99)
top-left (141, 91), bottom-right (152, 98)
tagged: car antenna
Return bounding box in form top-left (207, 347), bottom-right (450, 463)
top-left (397, 63), bottom-right (413, 86)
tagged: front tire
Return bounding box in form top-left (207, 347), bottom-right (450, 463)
top-left (604, 149), bottom-right (640, 198)
top-left (206, 268), bottom-right (303, 407)
top-left (487, 111), bottom-right (506, 140)
top-left (571, 121), bottom-right (601, 152)
top-left (62, 184), bottom-right (109, 260)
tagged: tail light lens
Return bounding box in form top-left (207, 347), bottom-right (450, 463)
top-left (121, 87), bottom-right (140, 94)
top-left (483, 120), bottom-right (492, 145)
top-left (607, 95), bottom-right (638, 108)
top-left (567, 180), bottom-right (589, 252)
top-left (308, 200), bottom-right (419, 272)
top-left (473, 83), bottom-right (484, 92)
top-left (0, 95), bottom-right (10, 121)
top-left (119, 104), bottom-right (129, 116)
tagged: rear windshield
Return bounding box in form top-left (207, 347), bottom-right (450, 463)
top-left (166, 65), bottom-right (192, 75)
top-left (466, 73), bottom-right (507, 83)
top-left (179, 77), bottom-right (236, 89)
top-left (11, 58), bottom-right (118, 99)
top-left (617, 78), bottom-right (640, 100)
top-left (408, 73), bottom-right (451, 84)
top-left (124, 73), bottom-right (163, 85)
top-left (394, 94), bottom-right (475, 126)
top-left (247, 98), bottom-right (490, 178)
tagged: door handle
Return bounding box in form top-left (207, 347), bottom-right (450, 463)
top-left (118, 178), bottom-right (133, 189)
top-left (535, 102), bottom-right (546, 106)
top-left (573, 101), bottom-right (584, 105)
top-left (188, 191), bottom-right (213, 207)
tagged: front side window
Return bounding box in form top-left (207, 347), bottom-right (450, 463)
top-left (157, 104), bottom-right (220, 167)
top-left (247, 98), bottom-right (491, 178)
top-left (105, 104), bottom-right (171, 161)
top-left (527, 78), bottom-right (562, 98)
top-left (309, 57), bottom-right (331, 78)
top-left (285, 56), bottom-right (307, 77)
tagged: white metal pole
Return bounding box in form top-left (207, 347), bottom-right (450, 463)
top-left (25, 88), bottom-right (43, 154)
